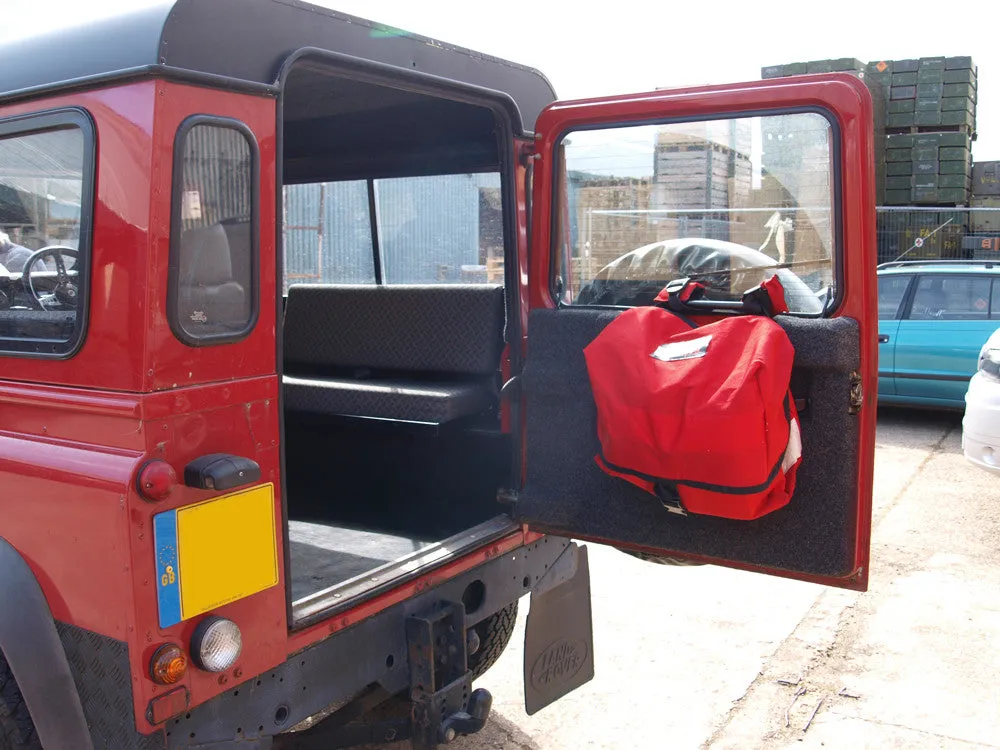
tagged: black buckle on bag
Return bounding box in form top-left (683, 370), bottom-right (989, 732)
top-left (654, 482), bottom-right (687, 516)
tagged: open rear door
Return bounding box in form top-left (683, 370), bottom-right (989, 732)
top-left (516, 74), bottom-right (878, 590)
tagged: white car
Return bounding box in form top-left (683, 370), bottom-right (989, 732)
top-left (962, 327), bottom-right (1000, 475)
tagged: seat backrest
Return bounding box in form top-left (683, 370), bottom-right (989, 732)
top-left (283, 284), bottom-right (505, 376)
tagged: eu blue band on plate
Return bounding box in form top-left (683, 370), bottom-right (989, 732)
top-left (153, 511), bottom-right (183, 628)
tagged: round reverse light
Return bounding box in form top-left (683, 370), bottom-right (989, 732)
top-left (150, 643), bottom-right (188, 685)
top-left (191, 616), bottom-right (243, 673)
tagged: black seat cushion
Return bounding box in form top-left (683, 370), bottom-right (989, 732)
top-left (282, 284), bottom-right (505, 375)
top-left (283, 375), bottom-right (494, 424)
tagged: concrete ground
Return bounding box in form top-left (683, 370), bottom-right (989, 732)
top-left (377, 407), bottom-right (1000, 749)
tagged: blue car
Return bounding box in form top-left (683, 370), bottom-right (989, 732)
top-left (878, 260), bottom-right (1000, 409)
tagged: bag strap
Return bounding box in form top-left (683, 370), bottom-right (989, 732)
top-left (654, 274), bottom-right (789, 318)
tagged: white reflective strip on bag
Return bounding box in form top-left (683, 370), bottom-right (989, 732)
top-left (781, 415), bottom-right (803, 474)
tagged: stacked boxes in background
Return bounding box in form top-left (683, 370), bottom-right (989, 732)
top-left (877, 56), bottom-right (977, 205)
top-left (883, 57), bottom-right (977, 133)
top-left (650, 120), bottom-right (753, 243)
top-left (762, 59), bottom-right (886, 196)
top-left (760, 55), bottom-right (986, 262)
top-left (883, 131), bottom-right (973, 205)
top-left (967, 162), bottom-right (1000, 259)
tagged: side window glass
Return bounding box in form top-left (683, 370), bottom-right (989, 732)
top-left (554, 112), bottom-right (837, 315)
top-left (281, 173), bottom-right (504, 288)
top-left (169, 119), bottom-right (257, 346)
top-left (375, 174), bottom-right (503, 284)
top-left (992, 280), bottom-right (1000, 319)
top-left (877, 275), bottom-right (911, 319)
top-left (910, 275), bottom-right (991, 320)
top-left (0, 115), bottom-right (92, 357)
top-left (283, 180), bottom-right (375, 293)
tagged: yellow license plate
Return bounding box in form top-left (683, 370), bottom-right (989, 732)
top-left (154, 484), bottom-right (278, 627)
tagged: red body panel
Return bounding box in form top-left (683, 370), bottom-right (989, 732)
top-left (528, 74), bottom-right (878, 588)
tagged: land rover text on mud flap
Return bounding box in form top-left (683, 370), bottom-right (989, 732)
top-left (0, 1), bottom-right (877, 748)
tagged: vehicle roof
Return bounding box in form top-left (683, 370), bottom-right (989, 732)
top-left (877, 261), bottom-right (1000, 275)
top-left (0, 0), bottom-right (557, 131)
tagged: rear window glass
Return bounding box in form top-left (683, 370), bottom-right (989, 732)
top-left (0, 113), bottom-right (93, 357)
top-left (909, 275), bottom-right (992, 320)
top-left (552, 112), bottom-right (837, 315)
top-left (169, 119), bottom-right (257, 346)
top-left (282, 172), bottom-right (503, 290)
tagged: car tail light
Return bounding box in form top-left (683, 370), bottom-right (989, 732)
top-left (191, 616), bottom-right (243, 672)
top-left (150, 644), bottom-right (188, 685)
top-left (137, 460), bottom-right (177, 502)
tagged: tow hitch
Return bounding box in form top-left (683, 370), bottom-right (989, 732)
top-left (274, 602), bottom-right (491, 750)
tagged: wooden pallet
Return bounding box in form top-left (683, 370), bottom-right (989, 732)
top-left (885, 124), bottom-right (975, 137)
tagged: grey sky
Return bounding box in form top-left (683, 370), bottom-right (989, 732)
top-left (4, 0), bottom-right (996, 160)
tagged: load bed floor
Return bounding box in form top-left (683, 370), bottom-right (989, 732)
top-left (288, 520), bottom-right (436, 602)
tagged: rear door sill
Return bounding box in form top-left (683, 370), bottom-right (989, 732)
top-left (290, 515), bottom-right (520, 629)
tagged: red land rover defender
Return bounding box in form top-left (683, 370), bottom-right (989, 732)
top-left (0, 1), bottom-right (877, 748)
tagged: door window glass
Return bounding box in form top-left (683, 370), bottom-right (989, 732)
top-left (553, 112), bottom-right (836, 315)
top-left (877, 274), bottom-right (911, 319)
top-left (909, 275), bottom-right (991, 320)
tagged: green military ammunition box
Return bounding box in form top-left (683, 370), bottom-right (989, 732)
top-left (943, 69), bottom-right (976, 86)
top-left (944, 56), bottom-right (975, 71)
top-left (937, 173), bottom-right (969, 188)
top-left (889, 99), bottom-right (915, 113)
top-left (940, 109), bottom-right (975, 128)
top-left (914, 111), bottom-right (942, 126)
top-left (942, 83), bottom-right (975, 100)
top-left (941, 96), bottom-right (975, 112)
top-left (887, 148), bottom-right (912, 162)
top-left (916, 68), bottom-right (945, 83)
top-left (940, 146), bottom-right (970, 161)
top-left (940, 160), bottom-right (971, 175)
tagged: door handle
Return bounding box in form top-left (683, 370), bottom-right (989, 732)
top-left (878, 334), bottom-right (890, 343)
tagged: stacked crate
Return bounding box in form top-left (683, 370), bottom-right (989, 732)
top-left (651, 120), bottom-right (752, 242)
top-left (761, 59), bottom-right (886, 204)
top-left (883, 57), bottom-right (977, 133)
top-left (876, 56), bottom-right (977, 205)
top-left (967, 161), bottom-right (1000, 259)
top-left (883, 131), bottom-right (973, 205)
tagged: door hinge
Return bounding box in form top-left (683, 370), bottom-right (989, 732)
top-left (849, 371), bottom-right (864, 413)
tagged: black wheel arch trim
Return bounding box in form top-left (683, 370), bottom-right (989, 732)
top-left (0, 536), bottom-right (94, 750)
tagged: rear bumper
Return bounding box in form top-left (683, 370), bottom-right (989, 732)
top-left (962, 373), bottom-right (1000, 475)
top-left (161, 535), bottom-right (573, 748)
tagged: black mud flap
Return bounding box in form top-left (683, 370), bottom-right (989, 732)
top-left (523, 543), bottom-right (594, 715)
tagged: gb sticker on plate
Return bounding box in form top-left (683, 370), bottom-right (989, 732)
top-left (651, 334), bottom-right (712, 362)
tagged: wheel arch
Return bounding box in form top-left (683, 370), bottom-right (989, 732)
top-left (0, 536), bottom-right (94, 749)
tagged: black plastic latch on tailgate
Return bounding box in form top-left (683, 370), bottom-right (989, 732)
top-left (183, 454), bottom-right (261, 491)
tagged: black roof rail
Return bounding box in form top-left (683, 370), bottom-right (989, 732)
top-left (877, 259), bottom-right (998, 270)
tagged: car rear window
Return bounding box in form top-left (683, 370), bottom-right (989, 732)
top-left (0, 110), bottom-right (94, 357)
